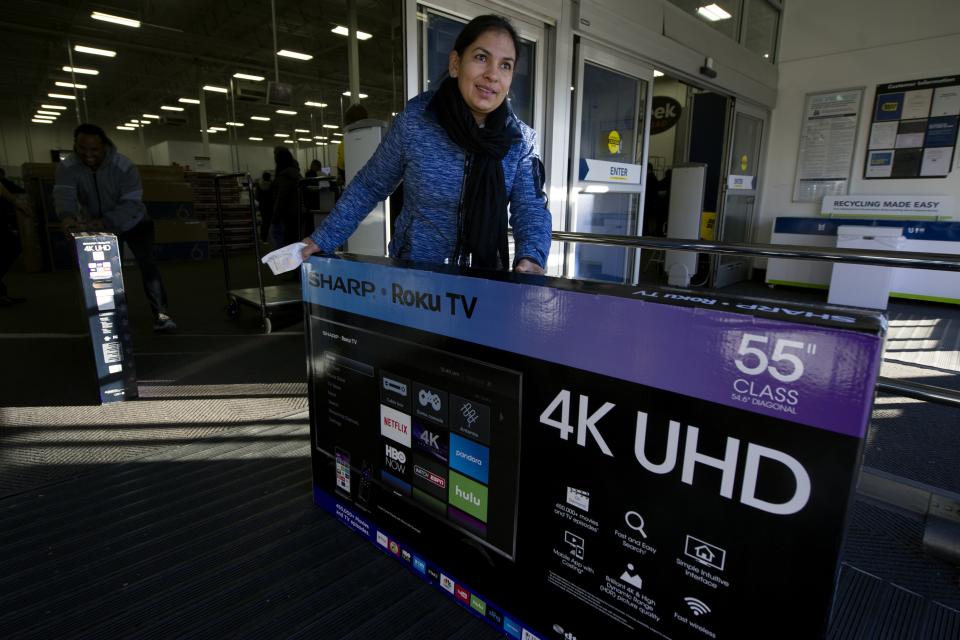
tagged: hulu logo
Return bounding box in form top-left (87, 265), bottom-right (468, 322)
top-left (448, 470), bottom-right (488, 522)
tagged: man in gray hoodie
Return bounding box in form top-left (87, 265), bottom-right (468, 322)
top-left (54, 124), bottom-right (176, 332)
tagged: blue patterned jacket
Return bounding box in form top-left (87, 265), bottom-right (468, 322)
top-left (309, 92), bottom-right (552, 268)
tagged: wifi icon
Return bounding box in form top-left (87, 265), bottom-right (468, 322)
top-left (684, 597), bottom-right (711, 617)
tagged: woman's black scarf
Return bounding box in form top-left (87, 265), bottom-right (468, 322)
top-left (429, 77), bottom-right (519, 270)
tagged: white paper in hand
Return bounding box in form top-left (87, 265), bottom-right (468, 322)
top-left (261, 242), bottom-right (307, 275)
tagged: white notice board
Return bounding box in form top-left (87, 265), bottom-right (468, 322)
top-left (793, 88), bottom-right (864, 202)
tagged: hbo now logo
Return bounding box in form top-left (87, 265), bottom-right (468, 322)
top-left (385, 444), bottom-right (407, 464)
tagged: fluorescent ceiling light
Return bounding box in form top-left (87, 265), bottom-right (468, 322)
top-left (341, 91), bottom-right (367, 98)
top-left (62, 66), bottom-right (98, 75)
top-left (275, 109), bottom-right (297, 115)
top-left (330, 140), bottom-right (341, 144)
top-left (33, 115), bottom-right (56, 120)
top-left (74, 44), bottom-right (116, 57)
top-left (277, 49), bottom-right (313, 61)
top-left (178, 98), bottom-right (200, 104)
top-left (696, 4), bottom-right (732, 21)
top-left (225, 122), bottom-right (244, 126)
top-left (206, 129), bottom-right (222, 133)
top-left (294, 128), bottom-right (309, 133)
top-left (203, 85), bottom-right (228, 93)
top-left (250, 116), bottom-right (270, 121)
top-left (116, 125), bottom-right (136, 130)
top-left (55, 81), bottom-right (87, 89)
top-left (283, 140), bottom-right (294, 144)
top-left (48, 93), bottom-right (76, 99)
top-left (160, 105), bottom-right (184, 111)
top-left (331, 26), bottom-right (372, 40)
top-left (322, 124), bottom-right (339, 129)
top-left (315, 142), bottom-right (326, 146)
top-left (91, 11), bottom-right (141, 28)
top-left (333, 132), bottom-right (343, 137)
top-left (124, 122), bottom-right (140, 128)
top-left (37, 110), bottom-right (60, 116)
top-left (653, 70), bottom-right (664, 77)
top-left (273, 133), bottom-right (289, 138)
top-left (297, 137), bottom-right (312, 142)
top-left (314, 136), bottom-right (327, 140)
top-left (41, 104), bottom-right (67, 110)
top-left (233, 73), bottom-right (265, 81)
top-left (249, 136), bottom-right (264, 141)
top-left (32, 119), bottom-right (54, 124)
top-left (142, 114), bottom-right (160, 119)
top-left (304, 101), bottom-right (327, 108)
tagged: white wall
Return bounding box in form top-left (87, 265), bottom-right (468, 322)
top-left (147, 140), bottom-right (276, 176)
top-left (757, 0), bottom-right (960, 245)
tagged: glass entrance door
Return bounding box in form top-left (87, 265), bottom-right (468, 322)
top-left (565, 42), bottom-right (653, 283)
top-left (712, 101), bottom-right (766, 288)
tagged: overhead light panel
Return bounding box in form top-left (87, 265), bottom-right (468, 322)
top-left (160, 105), bottom-right (184, 111)
top-left (249, 136), bottom-right (264, 141)
top-left (116, 125), bottom-right (136, 130)
top-left (37, 110), bottom-right (61, 116)
top-left (203, 85), bottom-right (228, 93)
top-left (283, 140), bottom-right (294, 144)
top-left (55, 81), bottom-right (87, 89)
top-left (33, 115), bottom-right (56, 120)
top-left (62, 66), bottom-right (98, 75)
top-left (178, 98), bottom-right (200, 104)
top-left (331, 26), bottom-right (372, 40)
top-left (142, 114), bottom-right (160, 119)
top-left (225, 122), bottom-right (244, 126)
top-left (653, 70), bottom-right (664, 77)
top-left (330, 140), bottom-right (341, 144)
top-left (233, 73), bottom-right (265, 81)
top-left (333, 132), bottom-right (343, 137)
top-left (304, 101), bottom-right (328, 108)
top-left (297, 137), bottom-right (312, 142)
top-left (32, 119), bottom-right (54, 124)
top-left (48, 93), bottom-right (76, 100)
top-left (275, 109), bottom-right (297, 115)
top-left (91, 11), bottom-right (141, 28)
top-left (322, 124), bottom-right (339, 129)
top-left (250, 116), bottom-right (270, 121)
top-left (315, 142), bottom-right (326, 146)
top-left (74, 44), bottom-right (116, 57)
top-left (696, 4), bottom-right (732, 21)
top-left (341, 91), bottom-right (367, 98)
top-left (277, 49), bottom-right (313, 61)
top-left (314, 136), bottom-right (326, 140)
top-left (273, 133), bottom-right (290, 138)
top-left (294, 128), bottom-right (310, 133)
top-left (41, 104), bottom-right (67, 110)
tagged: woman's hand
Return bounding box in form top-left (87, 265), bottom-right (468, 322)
top-left (513, 258), bottom-right (544, 274)
top-left (300, 236), bottom-right (321, 261)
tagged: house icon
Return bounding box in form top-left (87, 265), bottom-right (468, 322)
top-left (694, 545), bottom-right (715, 563)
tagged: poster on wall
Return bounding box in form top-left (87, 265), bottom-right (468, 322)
top-left (793, 88), bottom-right (864, 202)
top-left (305, 256), bottom-right (885, 639)
top-left (865, 75), bottom-right (959, 179)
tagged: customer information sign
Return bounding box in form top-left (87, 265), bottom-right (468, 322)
top-left (304, 256), bottom-right (884, 638)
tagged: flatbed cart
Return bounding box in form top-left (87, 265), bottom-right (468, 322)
top-left (213, 172), bottom-right (301, 334)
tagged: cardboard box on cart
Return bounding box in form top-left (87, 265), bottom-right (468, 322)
top-left (303, 255), bottom-right (884, 639)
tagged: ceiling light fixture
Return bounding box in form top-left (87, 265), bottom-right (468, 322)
top-left (203, 85), bottom-right (228, 93)
top-left (55, 81), bottom-right (87, 89)
top-left (48, 93), bottom-right (76, 99)
top-left (333, 132), bottom-right (343, 137)
top-left (273, 133), bottom-right (290, 137)
top-left (294, 128), bottom-right (310, 133)
top-left (330, 140), bottom-right (341, 144)
top-left (304, 101), bottom-right (328, 108)
top-left (91, 11), bottom-right (141, 28)
top-left (41, 104), bottom-right (67, 110)
top-left (32, 119), bottom-right (54, 124)
top-left (297, 137), bottom-right (312, 142)
top-left (322, 124), bottom-right (339, 129)
top-left (250, 116), bottom-right (270, 121)
top-left (33, 115), bottom-right (56, 120)
top-left (116, 125), bottom-right (136, 130)
top-left (142, 114), bottom-right (160, 119)
top-left (696, 4), bottom-right (732, 21)
top-left (225, 122), bottom-right (244, 126)
top-left (37, 110), bottom-right (60, 116)
top-left (74, 44), bottom-right (116, 57)
top-left (249, 136), bottom-right (264, 141)
top-left (341, 91), bottom-right (367, 98)
top-left (178, 98), bottom-right (200, 104)
top-left (233, 73), bottom-right (265, 81)
top-left (331, 26), bottom-right (372, 40)
top-left (275, 109), bottom-right (297, 115)
top-left (277, 49), bottom-right (313, 61)
top-left (160, 105), bottom-right (184, 111)
top-left (62, 66), bottom-right (98, 75)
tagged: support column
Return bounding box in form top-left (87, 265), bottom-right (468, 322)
top-left (347, 0), bottom-right (360, 106)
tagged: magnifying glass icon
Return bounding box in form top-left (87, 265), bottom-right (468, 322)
top-left (624, 510), bottom-right (647, 539)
